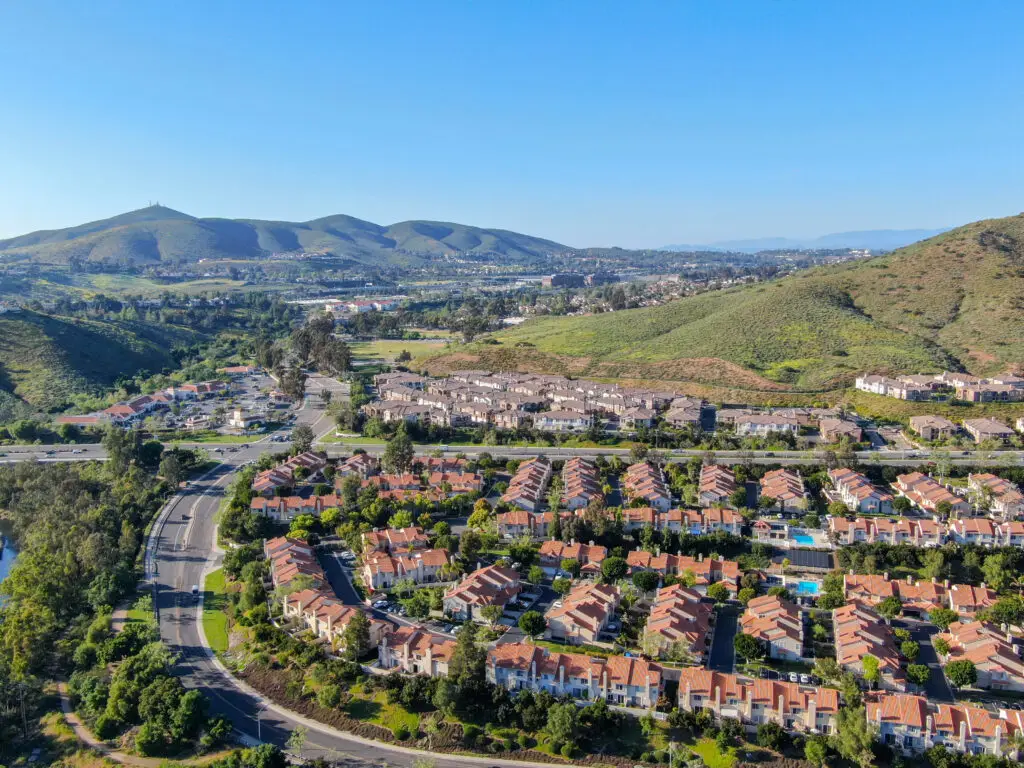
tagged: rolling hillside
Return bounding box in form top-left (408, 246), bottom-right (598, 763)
top-left (0, 309), bottom-right (200, 410)
top-left (426, 214), bottom-right (1024, 393)
top-left (0, 206), bottom-right (568, 266)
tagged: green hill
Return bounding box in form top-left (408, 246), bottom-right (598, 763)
top-left (428, 214), bottom-right (1024, 393)
top-left (0, 309), bottom-right (200, 410)
top-left (0, 206), bottom-right (568, 267)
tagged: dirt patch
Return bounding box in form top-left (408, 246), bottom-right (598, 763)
top-left (965, 347), bottom-right (998, 365)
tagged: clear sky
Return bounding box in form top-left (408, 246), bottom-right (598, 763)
top-left (1, 1), bottom-right (1021, 248)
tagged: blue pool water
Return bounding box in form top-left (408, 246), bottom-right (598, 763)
top-left (792, 534), bottom-right (814, 545)
top-left (796, 581), bottom-right (820, 595)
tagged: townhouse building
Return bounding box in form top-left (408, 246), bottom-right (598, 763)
top-left (948, 583), bottom-right (999, 618)
top-left (378, 625), bottom-right (457, 677)
top-left (361, 526), bottom-right (430, 553)
top-left (538, 540), bottom-right (608, 578)
top-left (760, 468), bottom-right (807, 512)
top-left (251, 493), bottom-right (341, 522)
top-left (867, 693), bottom-right (1023, 757)
top-left (361, 548), bottom-right (450, 591)
top-left (676, 669), bottom-right (839, 735)
top-left (855, 375), bottom-right (931, 401)
top-left (443, 564), bottom-right (522, 621)
top-left (264, 536), bottom-right (326, 590)
top-left (487, 643), bottom-right (663, 709)
top-left (426, 471), bottom-right (483, 497)
top-left (643, 584), bottom-right (714, 663)
top-left (968, 473), bottom-right (1024, 519)
top-left (894, 472), bottom-right (972, 516)
top-left (623, 462), bottom-right (672, 511)
top-left (534, 410), bottom-right (594, 432)
top-left (963, 418), bottom-right (1016, 444)
top-left (828, 468), bottom-right (894, 515)
top-left (281, 589), bottom-right (390, 653)
top-left (833, 601), bottom-right (905, 690)
top-left (500, 457), bottom-right (552, 512)
top-left (908, 415), bottom-right (957, 441)
top-left (336, 453), bottom-right (378, 479)
top-left (734, 414), bottom-right (800, 436)
top-left (949, 517), bottom-right (998, 547)
top-left (740, 595), bottom-right (804, 661)
top-left (544, 582), bottom-right (621, 645)
top-left (496, 510), bottom-right (554, 539)
top-left (251, 451), bottom-right (328, 496)
top-left (561, 457), bottom-right (603, 510)
top-left (699, 464), bottom-right (736, 507)
top-left (828, 516), bottom-right (943, 547)
top-left (937, 621), bottom-right (1024, 693)
top-left (626, 551), bottom-right (740, 594)
top-left (818, 417), bottom-right (863, 443)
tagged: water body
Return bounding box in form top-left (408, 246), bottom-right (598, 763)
top-left (0, 519), bottom-right (18, 594)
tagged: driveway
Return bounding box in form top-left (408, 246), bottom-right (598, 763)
top-left (708, 605), bottom-right (739, 673)
top-left (900, 620), bottom-right (955, 703)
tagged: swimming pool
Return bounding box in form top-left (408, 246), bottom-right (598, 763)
top-left (792, 534), bottom-right (814, 545)
top-left (795, 581), bottom-right (820, 595)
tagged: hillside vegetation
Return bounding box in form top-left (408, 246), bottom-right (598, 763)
top-left (433, 214), bottom-right (1024, 392)
top-left (0, 205), bottom-right (567, 266)
top-left (0, 309), bottom-right (199, 409)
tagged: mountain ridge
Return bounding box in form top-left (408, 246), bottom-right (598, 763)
top-left (661, 227), bottom-right (950, 253)
top-left (0, 205), bottom-right (570, 266)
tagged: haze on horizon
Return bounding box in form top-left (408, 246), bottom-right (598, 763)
top-left (1, 1), bottom-right (1021, 248)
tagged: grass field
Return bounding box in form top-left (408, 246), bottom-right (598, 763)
top-left (202, 568), bottom-right (230, 653)
top-left (691, 738), bottom-right (736, 768)
top-left (350, 338), bottom-right (450, 365)
top-left (347, 691), bottom-right (420, 735)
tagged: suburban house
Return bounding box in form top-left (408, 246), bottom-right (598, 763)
top-left (963, 418), bottom-right (1016, 444)
top-left (561, 458), bottom-right (604, 510)
top-left (281, 589), bottom-right (390, 653)
top-left (362, 526), bottom-right (430, 553)
top-left (538, 540), bottom-right (608, 577)
top-left (949, 517), bottom-right (998, 547)
top-left (622, 462), bottom-right (672, 511)
top-left (855, 375), bottom-right (931, 401)
top-left (740, 595), bottom-right (804, 661)
top-left (760, 468), bottom-right (807, 512)
top-left (818, 417), bottom-right (863, 443)
top-left (937, 622), bottom-right (1024, 693)
top-left (496, 510), bottom-right (554, 539)
top-left (626, 551), bottom-right (740, 594)
top-left (544, 582), bottom-right (621, 645)
top-left (487, 643), bottom-right (663, 709)
top-left (534, 410), bottom-right (594, 432)
top-left (336, 453), bottom-right (378, 479)
top-left (867, 693), bottom-right (1024, 757)
top-left (843, 573), bottom-right (998, 619)
top-left (734, 414), bottom-right (800, 436)
top-left (252, 452), bottom-right (328, 497)
top-left (676, 668), bottom-right (840, 735)
top-left (643, 584), bottom-right (714, 663)
top-left (968, 473), bottom-right (1024, 519)
top-left (908, 415), bottom-right (957, 441)
top-left (378, 625), bottom-right (457, 677)
top-left (264, 536), bottom-right (326, 590)
top-left (250, 493), bottom-right (341, 521)
top-left (833, 601), bottom-right (905, 690)
top-left (443, 564), bottom-right (522, 621)
top-left (699, 465), bottom-right (736, 507)
top-left (362, 548), bottom-right (450, 591)
top-left (500, 458), bottom-right (552, 512)
top-left (893, 473), bottom-right (972, 516)
top-left (948, 584), bottom-right (998, 617)
top-left (683, 507), bottom-right (743, 536)
top-left (828, 468), bottom-right (894, 515)
top-left (828, 517), bottom-right (942, 547)
top-left (752, 518), bottom-right (791, 543)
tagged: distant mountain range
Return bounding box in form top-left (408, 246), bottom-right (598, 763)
top-left (661, 228), bottom-right (950, 253)
top-left (0, 205), bottom-right (569, 267)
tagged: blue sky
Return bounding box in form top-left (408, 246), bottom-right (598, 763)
top-left (1, 1), bottom-right (1021, 247)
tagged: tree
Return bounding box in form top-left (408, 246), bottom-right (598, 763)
top-left (286, 725), bottom-right (308, 758)
top-left (480, 604), bottom-right (504, 626)
top-left (600, 557), bottom-right (628, 582)
top-left (382, 425), bottom-right (415, 474)
top-left (706, 582), bottom-right (730, 603)
top-left (827, 500), bottom-right (850, 517)
top-left (341, 611), bottom-right (371, 661)
top-left (729, 488), bottom-right (748, 509)
top-left (756, 721), bottom-right (785, 750)
top-left (900, 640), bottom-right (920, 662)
top-left (945, 659), bottom-right (977, 688)
top-left (876, 596), bottom-right (903, 621)
top-left (830, 705), bottom-right (876, 768)
top-left (528, 565), bottom-right (544, 585)
top-left (935, 500), bottom-right (953, 519)
top-left (560, 558), bottom-right (581, 578)
top-left (892, 496), bottom-right (912, 514)
top-left (982, 552), bottom-right (1012, 593)
top-left (804, 735), bottom-right (828, 767)
top-left (813, 657), bottom-right (842, 683)
top-left (734, 633), bottom-right (764, 661)
top-left (861, 654), bottom-right (880, 684)
top-left (933, 637), bottom-right (951, 656)
top-left (907, 664), bottom-right (931, 686)
top-left (929, 607), bottom-right (959, 632)
top-left (459, 530), bottom-right (482, 563)
top-left (388, 510), bottom-right (415, 529)
top-left (552, 577), bottom-right (573, 596)
top-left (291, 424), bottom-right (315, 454)
top-left (518, 611), bottom-right (546, 639)
top-left (159, 452), bottom-right (184, 487)
top-left (632, 570), bottom-right (660, 594)
top-left (546, 702), bottom-right (578, 745)
top-left (737, 587), bottom-right (756, 605)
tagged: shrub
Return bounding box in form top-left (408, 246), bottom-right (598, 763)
top-left (517, 732), bottom-right (530, 749)
top-left (654, 749), bottom-right (669, 763)
top-left (560, 743), bottom-right (575, 758)
top-left (316, 684), bottom-right (342, 709)
top-left (93, 713), bottom-right (121, 740)
top-left (463, 724), bottom-right (482, 745)
top-left (393, 725), bottom-right (410, 741)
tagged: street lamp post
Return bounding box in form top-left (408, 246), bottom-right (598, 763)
top-left (256, 704), bottom-right (269, 742)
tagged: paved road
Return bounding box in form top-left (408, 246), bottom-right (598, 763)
top-left (900, 620), bottom-right (955, 703)
top-left (708, 606), bottom-right (739, 673)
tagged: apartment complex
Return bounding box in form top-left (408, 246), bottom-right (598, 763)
top-left (443, 564), bottom-right (522, 621)
top-left (828, 468), bottom-right (894, 515)
top-left (643, 584), bottom-right (714, 663)
top-left (544, 583), bottom-right (620, 645)
top-left (740, 595), bottom-right (804, 661)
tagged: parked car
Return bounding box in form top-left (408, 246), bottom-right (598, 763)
top-left (788, 673), bottom-right (799, 683)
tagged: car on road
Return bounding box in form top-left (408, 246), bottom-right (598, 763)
top-left (192, 585), bottom-right (200, 602)
top-left (372, 600), bottom-right (389, 609)
top-left (800, 674), bottom-right (810, 684)
top-left (72, 449), bottom-right (83, 454)
top-left (788, 673), bottom-right (799, 683)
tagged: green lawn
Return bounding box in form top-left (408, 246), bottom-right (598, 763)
top-left (691, 738), bottom-right (737, 768)
top-left (202, 568), bottom-right (230, 653)
top-left (350, 339), bottom-right (449, 364)
top-left (347, 692), bottom-right (419, 735)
